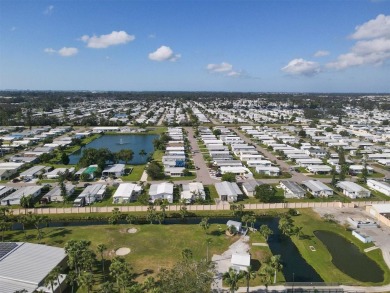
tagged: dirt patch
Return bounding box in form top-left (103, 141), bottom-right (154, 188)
top-left (116, 247), bottom-right (131, 256)
top-left (128, 228), bottom-right (138, 234)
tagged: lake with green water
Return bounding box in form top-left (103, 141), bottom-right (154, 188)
top-left (314, 230), bottom-right (384, 283)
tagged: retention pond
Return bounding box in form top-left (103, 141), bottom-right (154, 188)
top-left (314, 230), bottom-right (384, 283)
top-left (69, 134), bottom-right (157, 165)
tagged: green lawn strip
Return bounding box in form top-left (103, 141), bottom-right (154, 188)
top-left (290, 209), bottom-right (390, 286)
top-left (5, 223), bottom-right (239, 283)
top-left (206, 185), bottom-right (219, 200)
top-left (122, 165), bottom-right (145, 181)
top-left (152, 150), bottom-right (164, 162)
top-left (368, 172), bottom-right (385, 178)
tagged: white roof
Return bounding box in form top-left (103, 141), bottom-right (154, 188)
top-left (231, 253), bottom-right (251, 267)
top-left (215, 181), bottom-right (243, 196)
top-left (113, 183), bottom-right (142, 198)
top-left (0, 242), bottom-right (66, 290)
top-left (2, 186), bottom-right (42, 202)
top-left (149, 182), bottom-right (173, 196)
top-left (103, 164), bottom-right (125, 173)
top-left (337, 181), bottom-right (369, 193)
top-left (79, 184), bottom-right (106, 197)
top-left (0, 163), bottom-right (24, 170)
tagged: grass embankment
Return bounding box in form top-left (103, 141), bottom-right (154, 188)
top-left (290, 209), bottom-right (390, 286)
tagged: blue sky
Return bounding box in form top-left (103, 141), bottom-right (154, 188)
top-left (0, 0), bottom-right (389, 92)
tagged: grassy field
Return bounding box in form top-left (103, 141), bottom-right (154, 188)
top-left (5, 223), bottom-right (242, 282)
top-left (290, 209), bottom-right (390, 286)
top-left (121, 165), bottom-right (145, 181)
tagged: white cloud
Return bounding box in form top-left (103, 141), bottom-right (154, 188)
top-left (350, 14), bottom-right (390, 40)
top-left (206, 62), bottom-right (244, 77)
top-left (58, 47), bottom-right (78, 57)
top-left (81, 31), bottom-right (135, 49)
top-left (281, 58), bottom-right (320, 76)
top-left (44, 48), bottom-right (56, 54)
top-left (328, 14), bottom-right (390, 69)
top-left (10, 26), bottom-right (16, 32)
top-left (207, 62), bottom-right (233, 73)
top-left (314, 50), bottom-right (330, 57)
top-left (148, 33), bottom-right (156, 39)
top-left (148, 46), bottom-right (181, 61)
top-left (43, 5), bottom-right (54, 15)
top-left (44, 47), bottom-right (78, 57)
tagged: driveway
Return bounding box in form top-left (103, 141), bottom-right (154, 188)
top-left (212, 235), bottom-right (250, 292)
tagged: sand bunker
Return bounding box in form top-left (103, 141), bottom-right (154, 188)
top-left (127, 228), bottom-right (138, 233)
top-left (116, 247), bottom-right (131, 256)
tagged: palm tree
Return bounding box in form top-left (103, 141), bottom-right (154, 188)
top-left (243, 266), bottom-right (257, 293)
top-left (52, 266), bottom-right (63, 293)
top-left (44, 269), bottom-right (57, 293)
top-left (205, 237), bottom-right (212, 262)
top-left (79, 272), bottom-right (94, 293)
top-left (0, 220), bottom-right (11, 242)
top-left (118, 149), bottom-right (134, 165)
top-left (248, 214), bottom-right (256, 229)
top-left (259, 225), bottom-right (273, 242)
top-left (27, 213), bottom-right (49, 240)
top-left (17, 215), bottom-right (29, 239)
top-left (97, 244), bottom-right (107, 275)
top-left (223, 268), bottom-right (244, 293)
top-left (199, 217), bottom-right (210, 233)
top-left (159, 199), bottom-right (168, 218)
top-left (269, 255), bottom-right (283, 284)
top-left (259, 263), bottom-right (273, 291)
top-left (241, 214), bottom-right (250, 228)
top-left (181, 248), bottom-right (193, 260)
top-left (143, 276), bottom-right (156, 292)
top-left (146, 205), bottom-right (156, 224)
top-left (66, 271), bottom-right (77, 293)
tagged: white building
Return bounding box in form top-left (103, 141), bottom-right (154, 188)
top-left (231, 253), bottom-right (251, 272)
top-left (102, 164), bottom-right (125, 177)
top-left (337, 181), bottom-right (371, 199)
top-left (302, 180), bottom-right (334, 197)
top-left (180, 182), bottom-right (206, 203)
top-left (1, 186), bottom-right (43, 206)
top-left (215, 181), bottom-right (243, 202)
top-left (112, 183), bottom-right (142, 204)
top-left (367, 179), bottom-right (390, 196)
top-left (149, 182), bottom-right (174, 203)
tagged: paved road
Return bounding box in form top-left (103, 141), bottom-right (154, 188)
top-left (156, 109), bottom-right (166, 126)
top-left (231, 127), bottom-right (315, 184)
top-left (185, 127), bottom-right (218, 185)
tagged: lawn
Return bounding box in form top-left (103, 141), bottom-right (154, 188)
top-left (5, 223), bottom-right (241, 283)
top-left (122, 165), bottom-right (145, 181)
top-left (152, 150), bottom-right (164, 162)
top-left (289, 209), bottom-right (390, 286)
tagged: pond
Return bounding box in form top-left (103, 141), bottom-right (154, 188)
top-left (314, 230), bottom-right (384, 283)
top-left (14, 216), bottom-right (322, 282)
top-left (69, 134), bottom-right (158, 165)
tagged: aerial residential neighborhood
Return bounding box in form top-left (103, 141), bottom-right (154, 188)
top-left (0, 91), bottom-right (389, 293)
top-left (1, 0), bottom-right (390, 292)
